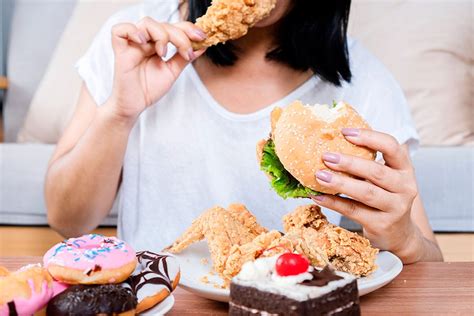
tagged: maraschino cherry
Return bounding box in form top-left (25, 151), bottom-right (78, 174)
top-left (275, 253), bottom-right (309, 276)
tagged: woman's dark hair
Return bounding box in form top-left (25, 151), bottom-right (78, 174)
top-left (187, 0), bottom-right (352, 86)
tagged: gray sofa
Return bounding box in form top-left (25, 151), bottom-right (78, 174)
top-left (1, 0), bottom-right (472, 231)
top-left (0, 0), bottom-right (118, 226)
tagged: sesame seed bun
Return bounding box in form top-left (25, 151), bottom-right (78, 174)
top-left (260, 100), bottom-right (376, 195)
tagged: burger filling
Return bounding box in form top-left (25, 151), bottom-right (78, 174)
top-left (309, 101), bottom-right (346, 123)
top-left (260, 139), bottom-right (320, 199)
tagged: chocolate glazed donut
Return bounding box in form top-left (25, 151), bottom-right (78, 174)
top-left (124, 251), bottom-right (181, 313)
top-left (46, 284), bottom-right (137, 316)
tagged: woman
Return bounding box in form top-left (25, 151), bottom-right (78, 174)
top-left (45, 0), bottom-right (443, 263)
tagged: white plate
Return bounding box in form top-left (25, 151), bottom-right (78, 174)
top-left (175, 240), bottom-right (403, 302)
top-left (141, 295), bottom-right (175, 315)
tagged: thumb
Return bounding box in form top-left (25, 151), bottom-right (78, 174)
top-left (166, 48), bottom-right (207, 78)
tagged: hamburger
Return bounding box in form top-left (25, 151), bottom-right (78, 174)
top-left (257, 100), bottom-right (376, 198)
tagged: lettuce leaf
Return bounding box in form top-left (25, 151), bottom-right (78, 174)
top-left (260, 139), bottom-right (320, 199)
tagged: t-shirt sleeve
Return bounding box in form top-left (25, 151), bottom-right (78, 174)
top-left (344, 40), bottom-right (420, 156)
top-left (75, 6), bottom-right (143, 106)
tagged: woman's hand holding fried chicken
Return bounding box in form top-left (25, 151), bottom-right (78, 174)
top-left (106, 18), bottom-right (206, 122)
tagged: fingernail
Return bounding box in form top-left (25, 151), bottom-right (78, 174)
top-left (162, 44), bottom-right (168, 57)
top-left (341, 128), bottom-right (360, 137)
top-left (322, 152), bottom-right (340, 164)
top-left (187, 48), bottom-right (196, 61)
top-left (137, 32), bottom-right (147, 44)
top-left (311, 195), bottom-right (325, 202)
top-left (192, 29), bottom-right (207, 40)
top-left (316, 170), bottom-right (332, 183)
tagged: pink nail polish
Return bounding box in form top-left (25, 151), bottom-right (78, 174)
top-left (316, 170), bottom-right (332, 183)
top-left (341, 128), bottom-right (360, 137)
top-left (137, 33), bottom-right (147, 44)
top-left (187, 48), bottom-right (196, 61)
top-left (312, 195), bottom-right (325, 202)
top-left (192, 29), bottom-right (207, 40)
top-left (322, 152), bottom-right (340, 164)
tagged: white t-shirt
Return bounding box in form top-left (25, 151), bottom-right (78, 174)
top-left (76, 0), bottom-right (419, 252)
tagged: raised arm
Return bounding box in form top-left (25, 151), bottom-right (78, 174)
top-left (46, 18), bottom-right (206, 237)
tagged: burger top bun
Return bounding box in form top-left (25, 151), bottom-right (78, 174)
top-left (271, 100), bottom-right (376, 195)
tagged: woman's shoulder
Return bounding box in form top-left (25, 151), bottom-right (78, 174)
top-left (346, 37), bottom-right (401, 91)
top-left (344, 38), bottom-right (419, 151)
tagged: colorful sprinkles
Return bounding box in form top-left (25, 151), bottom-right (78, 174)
top-left (46, 234), bottom-right (132, 264)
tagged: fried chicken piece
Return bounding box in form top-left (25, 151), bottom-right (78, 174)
top-left (283, 205), bottom-right (379, 276)
top-left (227, 203), bottom-right (267, 236)
top-left (222, 230), bottom-right (290, 282)
top-left (166, 204), bottom-right (267, 274)
top-left (282, 231), bottom-right (330, 267)
top-left (192, 0), bottom-right (277, 50)
top-left (169, 203), bottom-right (377, 289)
top-left (0, 266), bottom-right (10, 277)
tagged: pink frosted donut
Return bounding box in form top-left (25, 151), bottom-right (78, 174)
top-left (52, 280), bottom-right (69, 297)
top-left (0, 264), bottom-right (54, 316)
top-left (44, 234), bottom-right (137, 284)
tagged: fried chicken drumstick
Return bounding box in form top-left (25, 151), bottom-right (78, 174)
top-left (192, 0), bottom-right (277, 50)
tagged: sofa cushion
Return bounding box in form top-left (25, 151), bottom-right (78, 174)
top-left (349, 0), bottom-right (473, 146)
top-left (0, 143), bottom-right (117, 225)
top-left (412, 147), bottom-right (473, 232)
top-left (340, 146), bottom-right (474, 232)
top-left (3, 0), bottom-right (76, 142)
top-left (17, 0), bottom-right (142, 143)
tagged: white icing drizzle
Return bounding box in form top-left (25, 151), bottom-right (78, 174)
top-left (123, 251), bottom-right (179, 302)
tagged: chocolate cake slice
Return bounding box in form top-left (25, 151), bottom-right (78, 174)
top-left (229, 254), bottom-right (360, 316)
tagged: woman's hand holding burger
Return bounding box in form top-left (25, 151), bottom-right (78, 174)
top-left (105, 18), bottom-right (206, 123)
top-left (312, 128), bottom-right (440, 263)
top-left (259, 101), bottom-right (442, 263)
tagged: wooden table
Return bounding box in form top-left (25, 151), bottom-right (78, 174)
top-left (2, 257), bottom-right (473, 315)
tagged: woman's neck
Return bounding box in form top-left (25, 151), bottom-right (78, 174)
top-left (193, 25), bottom-right (313, 114)
top-left (233, 23), bottom-right (278, 54)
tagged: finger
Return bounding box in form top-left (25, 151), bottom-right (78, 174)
top-left (139, 18), bottom-right (195, 61)
top-left (137, 17), bottom-right (169, 57)
top-left (322, 152), bottom-right (402, 193)
top-left (341, 128), bottom-right (410, 170)
top-left (111, 23), bottom-right (147, 50)
top-left (161, 24), bottom-right (196, 61)
top-left (311, 194), bottom-right (376, 227)
top-left (315, 170), bottom-right (397, 211)
top-left (173, 21), bottom-right (207, 44)
top-left (165, 48), bottom-right (206, 78)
